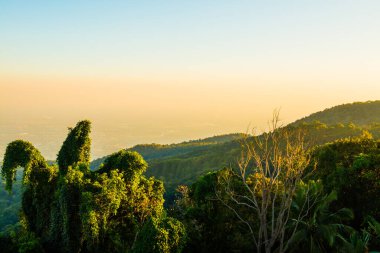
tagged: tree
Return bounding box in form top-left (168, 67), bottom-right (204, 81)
top-left (2, 140), bottom-right (48, 191)
top-left (132, 216), bottom-right (186, 253)
top-left (218, 112), bottom-right (314, 253)
top-left (287, 180), bottom-right (354, 253)
top-left (173, 170), bottom-right (255, 253)
top-left (310, 134), bottom-right (380, 228)
top-left (1, 120), bottom-right (185, 253)
top-left (57, 120), bottom-right (91, 173)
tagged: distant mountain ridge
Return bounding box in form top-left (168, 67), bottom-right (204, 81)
top-left (131, 133), bottom-right (244, 159)
top-left (292, 100), bottom-right (380, 126)
top-left (90, 133), bottom-right (243, 170)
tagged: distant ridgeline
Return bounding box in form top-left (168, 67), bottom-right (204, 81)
top-left (90, 133), bottom-right (243, 169)
top-left (90, 100), bottom-right (380, 202)
top-left (292, 100), bottom-right (380, 126)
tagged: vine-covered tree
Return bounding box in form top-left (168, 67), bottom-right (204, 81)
top-left (1, 120), bottom-right (186, 253)
top-left (2, 140), bottom-right (48, 191)
top-left (57, 120), bottom-right (91, 173)
top-left (133, 216), bottom-right (186, 253)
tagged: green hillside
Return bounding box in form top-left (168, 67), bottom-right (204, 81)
top-left (0, 170), bottom-right (22, 232)
top-left (144, 122), bottom-right (380, 198)
top-left (292, 100), bottom-right (380, 126)
top-left (90, 133), bottom-right (244, 170)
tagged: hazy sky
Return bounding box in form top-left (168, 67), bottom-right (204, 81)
top-left (1, 1), bottom-right (380, 159)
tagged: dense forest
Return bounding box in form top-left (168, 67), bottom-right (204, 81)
top-left (292, 101), bottom-right (380, 126)
top-left (1, 121), bottom-right (185, 253)
top-left (2, 101), bottom-right (380, 252)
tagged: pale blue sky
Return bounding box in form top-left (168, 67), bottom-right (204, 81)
top-left (2, 1), bottom-right (380, 76)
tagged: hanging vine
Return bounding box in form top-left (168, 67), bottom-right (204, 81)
top-left (1, 120), bottom-right (186, 253)
top-left (2, 140), bottom-right (47, 191)
top-left (57, 120), bottom-right (91, 173)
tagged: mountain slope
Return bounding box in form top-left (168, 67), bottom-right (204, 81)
top-left (292, 100), bottom-right (380, 126)
top-left (90, 133), bottom-right (243, 170)
top-left (144, 122), bottom-right (380, 197)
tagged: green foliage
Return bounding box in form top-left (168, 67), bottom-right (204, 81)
top-left (17, 231), bottom-right (44, 253)
top-left (176, 157), bottom-right (378, 252)
top-left (97, 150), bottom-right (147, 179)
top-left (340, 230), bottom-right (370, 253)
top-left (365, 216), bottom-right (380, 250)
top-left (305, 134), bottom-right (380, 252)
top-left (173, 169), bottom-right (254, 253)
top-left (57, 120), bottom-right (91, 173)
top-left (293, 100), bottom-right (380, 127)
top-left (2, 140), bottom-right (47, 191)
top-left (51, 167), bottom-right (85, 252)
top-left (288, 180), bottom-right (354, 253)
top-left (310, 135), bottom-right (380, 227)
top-left (0, 171), bottom-right (22, 232)
top-left (1, 120), bottom-right (174, 253)
top-left (80, 169), bottom-right (165, 252)
top-left (22, 165), bottom-right (57, 240)
top-left (0, 238), bottom-right (17, 253)
top-left (0, 223), bottom-right (44, 253)
top-left (133, 216), bottom-right (186, 253)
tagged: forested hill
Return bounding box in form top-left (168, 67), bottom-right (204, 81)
top-left (144, 123), bottom-right (380, 196)
top-left (91, 126), bottom-right (380, 203)
top-left (90, 133), bottom-right (243, 170)
top-left (292, 100), bottom-right (380, 126)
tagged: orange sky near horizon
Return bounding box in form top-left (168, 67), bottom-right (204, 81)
top-left (2, 71), bottom-right (379, 160)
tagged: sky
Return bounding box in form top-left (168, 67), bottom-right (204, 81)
top-left (1, 1), bottom-right (380, 160)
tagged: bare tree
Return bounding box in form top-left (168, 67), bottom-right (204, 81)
top-left (217, 111), bottom-right (317, 253)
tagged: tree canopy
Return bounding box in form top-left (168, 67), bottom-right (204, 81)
top-left (1, 120), bottom-right (186, 253)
